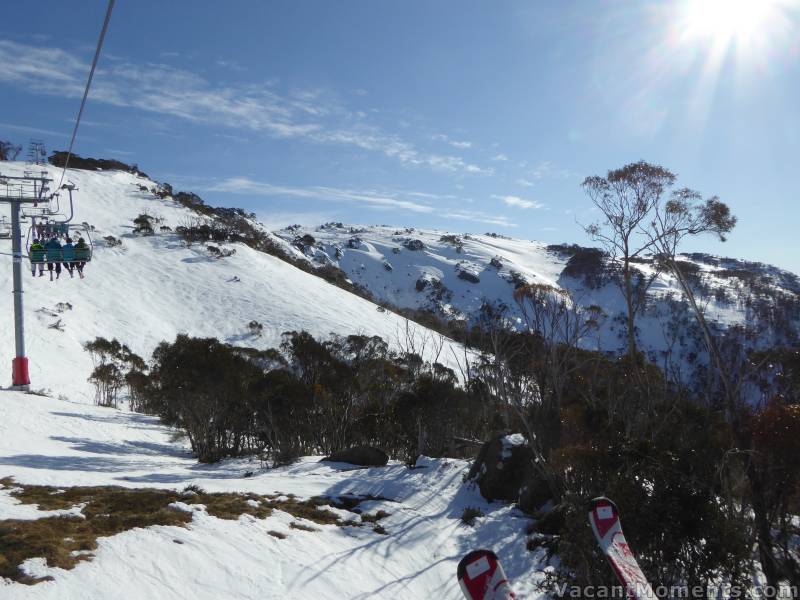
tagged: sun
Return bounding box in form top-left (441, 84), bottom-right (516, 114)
top-left (682, 0), bottom-right (783, 45)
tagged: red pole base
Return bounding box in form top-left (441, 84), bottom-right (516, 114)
top-left (12, 357), bottom-right (30, 387)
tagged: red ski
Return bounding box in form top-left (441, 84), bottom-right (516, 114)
top-left (588, 497), bottom-right (655, 600)
top-left (457, 549), bottom-right (516, 600)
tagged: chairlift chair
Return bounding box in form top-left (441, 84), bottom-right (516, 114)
top-left (25, 180), bottom-right (94, 266)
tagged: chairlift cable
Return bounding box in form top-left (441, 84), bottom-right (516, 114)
top-left (55, 0), bottom-right (116, 191)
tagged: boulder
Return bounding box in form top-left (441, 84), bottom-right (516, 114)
top-left (467, 433), bottom-right (534, 504)
top-left (458, 269), bottom-right (480, 284)
top-left (403, 239), bottom-right (425, 251)
top-left (322, 446), bottom-right (389, 467)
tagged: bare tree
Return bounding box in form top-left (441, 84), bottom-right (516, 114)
top-left (644, 189), bottom-right (738, 414)
top-left (582, 161), bottom-right (676, 358)
top-left (643, 188), bottom-right (788, 588)
top-left (0, 140), bottom-right (22, 161)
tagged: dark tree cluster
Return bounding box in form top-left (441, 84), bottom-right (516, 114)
top-left (132, 332), bottom-right (495, 465)
top-left (83, 338), bottom-right (146, 409)
top-left (48, 151), bottom-right (147, 177)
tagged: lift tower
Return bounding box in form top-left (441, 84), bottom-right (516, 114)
top-left (0, 170), bottom-right (52, 390)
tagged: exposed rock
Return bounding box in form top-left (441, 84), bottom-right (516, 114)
top-left (458, 269), bottom-right (480, 284)
top-left (403, 239), bottom-right (425, 251)
top-left (322, 446), bottom-right (389, 466)
top-left (415, 278), bottom-right (428, 292)
top-left (467, 434), bottom-right (534, 504)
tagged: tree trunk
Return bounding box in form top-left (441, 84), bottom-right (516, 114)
top-left (623, 259), bottom-right (637, 359)
top-left (747, 461), bottom-right (780, 589)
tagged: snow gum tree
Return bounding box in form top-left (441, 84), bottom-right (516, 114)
top-left (582, 161), bottom-right (676, 359)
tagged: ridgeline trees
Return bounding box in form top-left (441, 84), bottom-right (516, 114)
top-left (0, 140), bottom-right (22, 161)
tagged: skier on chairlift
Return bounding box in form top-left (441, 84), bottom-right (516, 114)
top-left (44, 236), bottom-right (62, 281)
top-left (74, 237), bottom-right (88, 279)
top-left (30, 238), bottom-right (45, 277)
top-left (62, 237), bottom-right (76, 278)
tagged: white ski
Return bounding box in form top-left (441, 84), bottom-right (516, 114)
top-left (588, 497), bottom-right (655, 600)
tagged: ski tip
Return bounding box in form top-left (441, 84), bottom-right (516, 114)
top-left (457, 549), bottom-right (498, 581)
top-left (588, 496), bottom-right (617, 514)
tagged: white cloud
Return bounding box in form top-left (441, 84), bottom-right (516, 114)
top-left (432, 133), bottom-right (473, 149)
top-left (516, 178), bottom-right (535, 187)
top-left (0, 122), bottom-right (71, 138)
top-left (492, 153), bottom-right (509, 161)
top-left (0, 40), bottom-right (491, 176)
top-left (203, 177), bottom-right (513, 227)
top-left (209, 177), bottom-right (435, 214)
top-left (531, 160), bottom-right (575, 180)
top-left (494, 195), bottom-right (545, 210)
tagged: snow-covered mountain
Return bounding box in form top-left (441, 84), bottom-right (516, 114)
top-left (274, 222), bottom-right (800, 369)
top-left (0, 162), bottom-right (466, 402)
top-left (0, 162), bottom-right (795, 598)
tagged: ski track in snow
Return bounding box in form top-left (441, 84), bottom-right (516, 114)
top-left (0, 391), bottom-right (547, 599)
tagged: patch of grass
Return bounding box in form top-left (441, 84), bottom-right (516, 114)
top-left (267, 496), bottom-right (340, 525)
top-left (0, 479), bottom-right (391, 585)
top-left (0, 482), bottom-right (191, 585)
top-left (360, 510), bottom-right (391, 524)
top-left (289, 521), bottom-right (319, 532)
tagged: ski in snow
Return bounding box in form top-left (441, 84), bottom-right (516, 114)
top-left (457, 549), bottom-right (517, 600)
top-left (588, 497), bottom-right (655, 600)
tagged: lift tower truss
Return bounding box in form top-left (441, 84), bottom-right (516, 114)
top-left (0, 170), bottom-right (52, 389)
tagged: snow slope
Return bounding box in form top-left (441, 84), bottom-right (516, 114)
top-left (275, 223), bottom-right (800, 364)
top-left (0, 162), bottom-right (466, 400)
top-left (0, 391), bottom-right (547, 599)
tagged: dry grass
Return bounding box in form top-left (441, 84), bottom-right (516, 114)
top-left (0, 478), bottom-right (392, 585)
top-left (289, 521), bottom-right (319, 532)
top-left (0, 478), bottom-right (191, 585)
top-left (266, 530), bottom-right (287, 539)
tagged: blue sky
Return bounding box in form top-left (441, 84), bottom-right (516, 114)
top-left (1, 1), bottom-right (798, 273)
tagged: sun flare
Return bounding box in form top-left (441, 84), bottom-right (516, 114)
top-left (683, 0), bottom-right (782, 45)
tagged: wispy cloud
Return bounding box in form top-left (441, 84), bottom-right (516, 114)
top-left (531, 160), bottom-right (575, 180)
top-left (104, 148), bottom-right (134, 156)
top-left (494, 194), bottom-right (545, 210)
top-left (492, 153), bottom-right (509, 161)
top-left (0, 122), bottom-right (71, 138)
top-left (210, 177), bottom-right (435, 214)
top-left (432, 133), bottom-right (473, 149)
top-left (203, 176), bottom-right (514, 227)
top-left (0, 40), bottom-right (492, 177)
top-left (516, 178), bottom-right (535, 187)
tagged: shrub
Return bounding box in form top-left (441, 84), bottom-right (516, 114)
top-left (460, 506), bottom-right (483, 526)
top-left (133, 214), bottom-right (155, 235)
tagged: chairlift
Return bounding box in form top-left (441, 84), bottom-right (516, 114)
top-left (25, 183), bottom-right (94, 266)
top-left (0, 217), bottom-right (10, 239)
